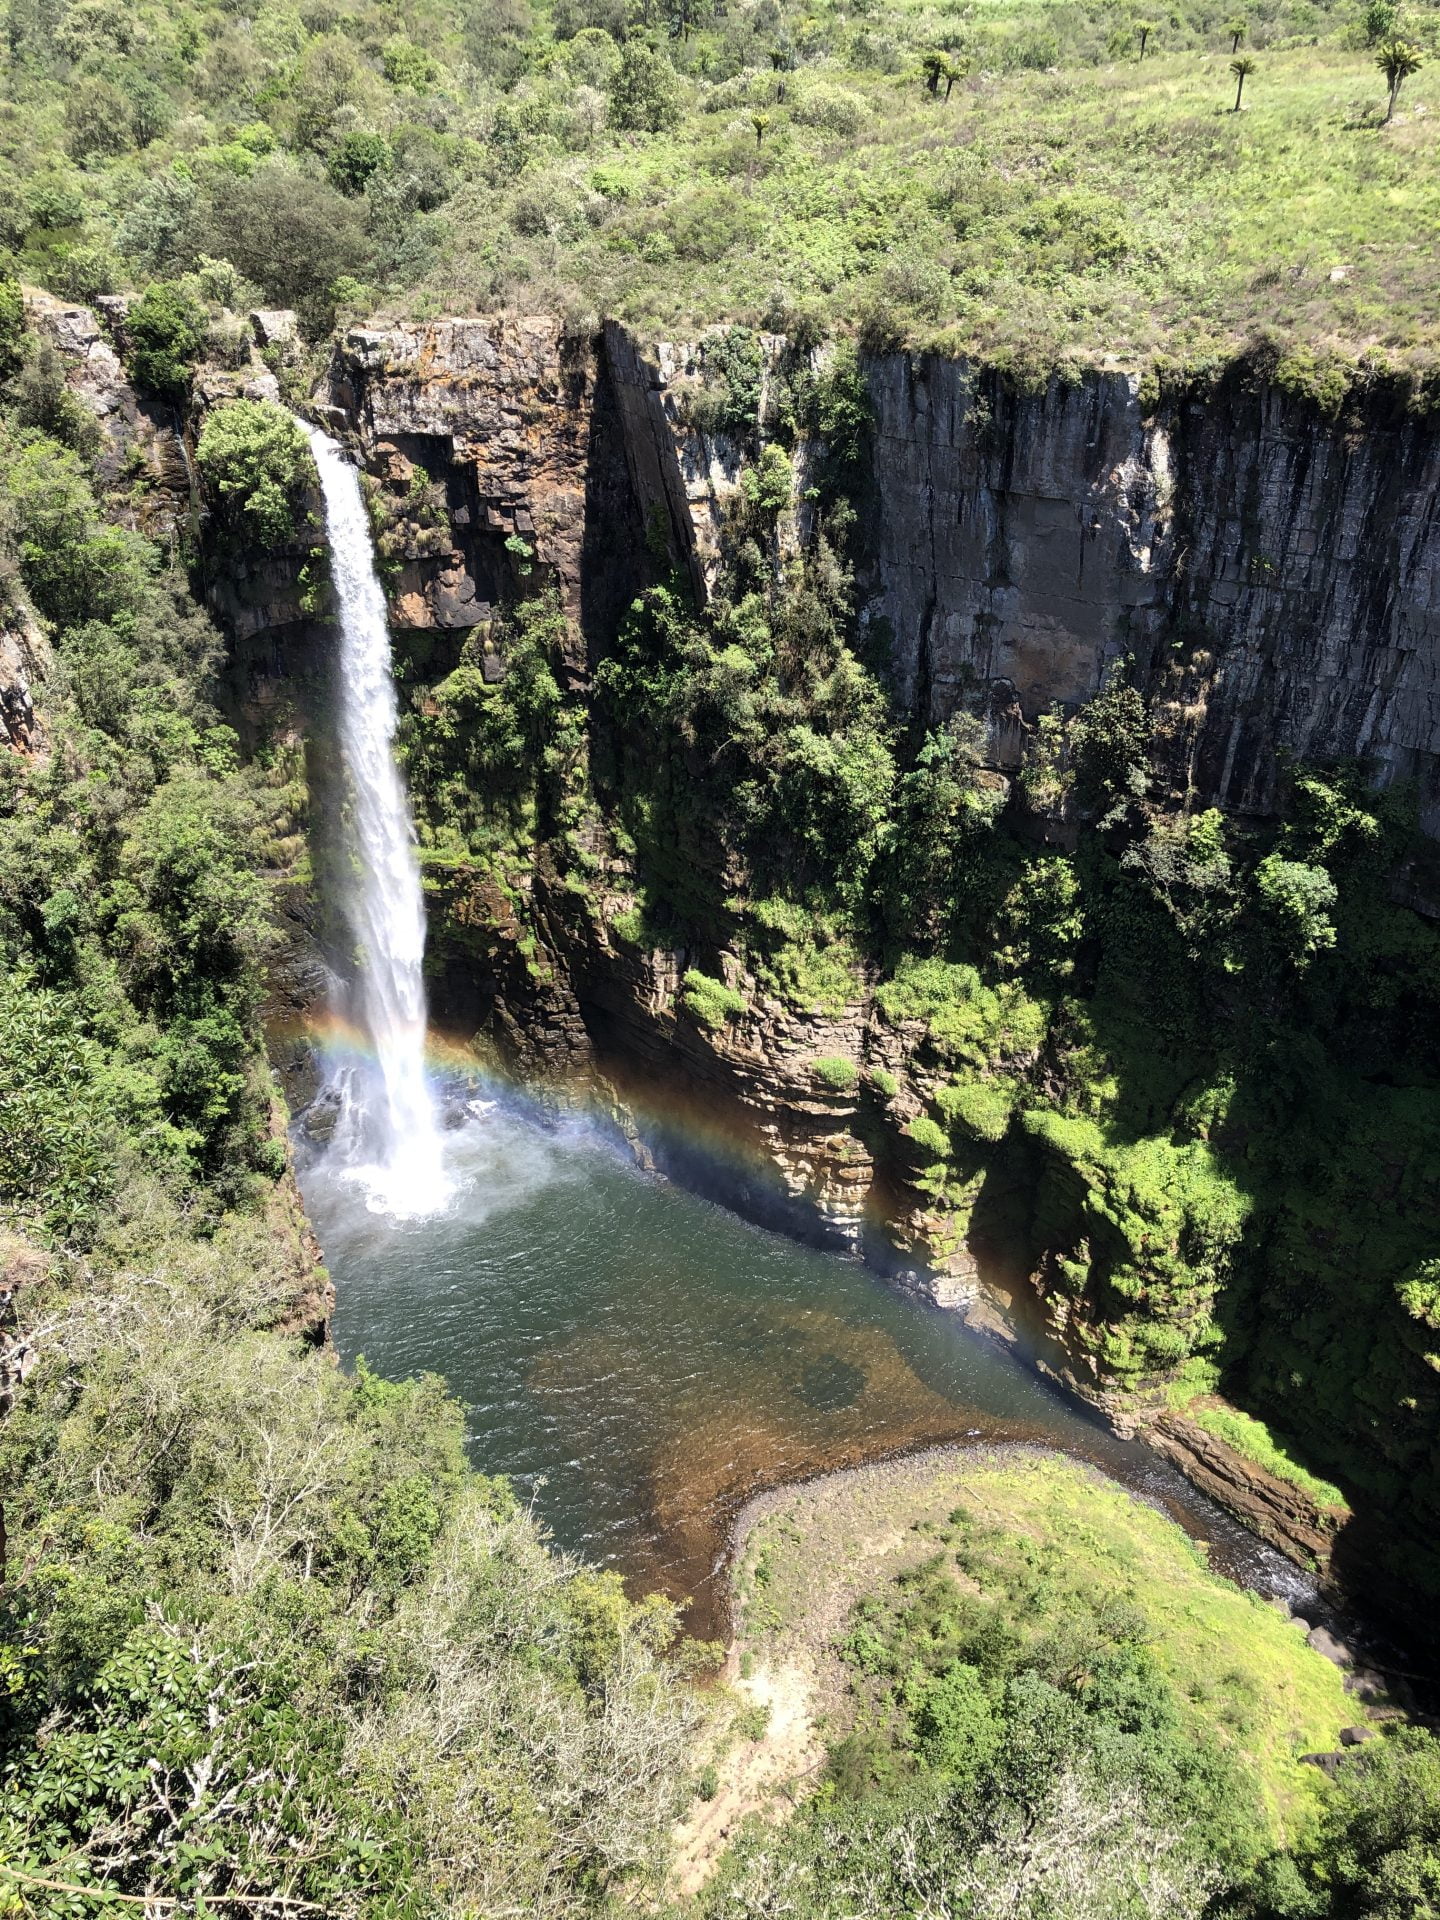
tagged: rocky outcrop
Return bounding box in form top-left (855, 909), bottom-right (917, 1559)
top-left (0, 602), bottom-right (50, 752)
top-left (1147, 1407), bottom-right (1347, 1573)
top-left (23, 288), bottom-right (194, 538)
top-left (328, 318), bottom-right (647, 674)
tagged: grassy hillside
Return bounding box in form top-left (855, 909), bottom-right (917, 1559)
top-left (1, 0), bottom-right (1438, 371)
top-left (710, 1452), bottom-right (1438, 1920)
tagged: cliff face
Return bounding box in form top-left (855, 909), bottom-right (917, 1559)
top-left (304, 323), bottom-right (1440, 839)
top-left (863, 357), bottom-right (1440, 831)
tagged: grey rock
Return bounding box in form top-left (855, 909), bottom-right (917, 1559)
top-left (251, 309), bottom-right (298, 347)
top-left (1307, 1625), bottom-right (1355, 1667)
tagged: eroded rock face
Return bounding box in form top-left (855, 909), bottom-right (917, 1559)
top-left (330, 318), bottom-right (646, 669)
top-left (864, 356), bottom-right (1440, 832)
top-left (23, 289), bottom-right (193, 537)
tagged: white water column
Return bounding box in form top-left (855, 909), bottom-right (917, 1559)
top-left (302, 420), bottom-right (450, 1216)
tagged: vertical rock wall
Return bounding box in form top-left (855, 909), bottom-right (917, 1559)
top-left (860, 354), bottom-right (1440, 831)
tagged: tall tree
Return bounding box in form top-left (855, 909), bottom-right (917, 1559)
top-left (1377, 38), bottom-right (1423, 121)
top-left (1135, 19), bottom-right (1156, 56)
top-left (1225, 16), bottom-right (1247, 52)
top-left (1230, 54), bottom-right (1256, 109)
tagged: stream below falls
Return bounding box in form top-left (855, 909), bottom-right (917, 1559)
top-left (296, 1082), bottom-right (1318, 1642)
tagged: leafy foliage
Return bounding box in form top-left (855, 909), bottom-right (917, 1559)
top-left (196, 400), bottom-right (317, 550)
top-left (124, 282), bottom-right (208, 400)
top-left (0, 316), bottom-right (703, 1920)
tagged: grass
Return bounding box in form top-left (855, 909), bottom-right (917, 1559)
top-left (1175, 1392), bottom-right (1350, 1509)
top-left (735, 1450), bottom-right (1355, 1844)
top-left (424, 38), bottom-right (1440, 372)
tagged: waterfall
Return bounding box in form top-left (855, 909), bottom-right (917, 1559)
top-left (302, 421), bottom-right (450, 1218)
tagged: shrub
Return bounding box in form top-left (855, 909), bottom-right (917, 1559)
top-left (1253, 853), bottom-right (1337, 961)
top-left (812, 1055), bottom-right (859, 1091)
top-left (740, 443), bottom-right (793, 519)
top-left (208, 166), bottom-right (369, 329)
top-left (0, 270), bottom-right (25, 381)
top-left (681, 968), bottom-right (745, 1030)
top-left (907, 1114), bottom-right (950, 1161)
top-left (124, 283), bottom-right (208, 401)
top-left (328, 130), bottom-right (392, 196)
top-left (2, 435), bottom-right (151, 625)
top-left (608, 43), bottom-right (681, 132)
top-left (870, 1067), bottom-right (898, 1099)
top-left (196, 399), bottom-right (316, 549)
top-left (935, 1073), bottom-right (1016, 1144)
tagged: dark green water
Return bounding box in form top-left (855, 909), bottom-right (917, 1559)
top-left (299, 1089), bottom-right (1312, 1638)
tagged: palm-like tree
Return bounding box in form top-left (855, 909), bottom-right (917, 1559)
top-left (1377, 38), bottom-right (1423, 121)
top-left (751, 111), bottom-right (770, 146)
top-left (1230, 53), bottom-right (1256, 109)
top-left (922, 49), bottom-right (947, 93)
top-left (941, 53), bottom-right (968, 98)
top-left (1135, 18), bottom-right (1156, 56)
top-left (1226, 16), bottom-right (1247, 52)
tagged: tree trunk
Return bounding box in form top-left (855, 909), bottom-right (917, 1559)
top-left (1234, 73), bottom-right (1245, 109)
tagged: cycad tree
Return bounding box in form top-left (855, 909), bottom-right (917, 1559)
top-left (1377, 38), bottom-right (1423, 121)
top-left (1229, 54), bottom-right (1256, 109)
top-left (1225, 16), bottom-right (1247, 51)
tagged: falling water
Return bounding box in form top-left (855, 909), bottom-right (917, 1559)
top-left (303, 421), bottom-right (450, 1217)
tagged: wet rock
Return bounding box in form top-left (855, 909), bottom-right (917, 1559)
top-left (1308, 1624), bottom-right (1356, 1667)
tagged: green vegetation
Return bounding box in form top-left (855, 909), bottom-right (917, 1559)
top-left (682, 967), bottom-right (746, 1029)
top-left (717, 1452), bottom-right (1429, 1920)
top-left (1, 0), bottom-right (1438, 372)
top-left (124, 280), bottom-right (208, 400)
top-left (384, 275), bottom-right (1440, 1611)
top-left (0, 295), bottom-right (702, 1918)
top-left (811, 1054), bottom-right (859, 1091)
top-left (195, 399), bottom-right (317, 550)
top-left (1172, 1390), bottom-right (1349, 1508)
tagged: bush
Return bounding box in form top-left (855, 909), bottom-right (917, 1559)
top-left (1, 434), bottom-right (151, 625)
top-left (681, 968), bottom-right (746, 1030)
top-left (608, 43), bottom-right (682, 132)
top-left (812, 1055), bottom-right (859, 1091)
top-left (740, 444), bottom-right (793, 519)
top-left (934, 1073), bottom-right (1016, 1144)
top-left (124, 283), bottom-right (208, 401)
top-left (907, 1114), bottom-right (950, 1160)
top-left (0, 270), bottom-right (24, 381)
top-left (197, 399), bottom-right (316, 549)
top-left (208, 166), bottom-right (369, 330)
